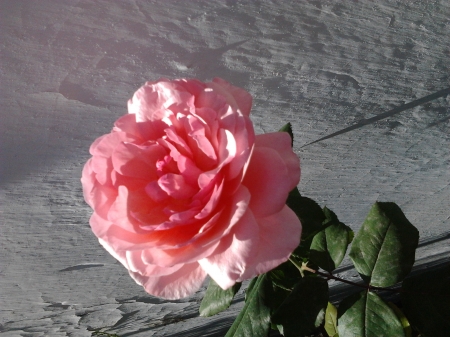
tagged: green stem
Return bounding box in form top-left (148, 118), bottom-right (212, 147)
top-left (316, 270), bottom-right (402, 293)
top-left (289, 257), bottom-right (402, 293)
top-left (288, 257), bottom-right (303, 271)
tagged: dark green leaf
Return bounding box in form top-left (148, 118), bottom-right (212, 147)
top-left (245, 277), bottom-right (258, 302)
top-left (387, 302), bottom-right (412, 337)
top-left (324, 302), bottom-right (339, 337)
top-left (286, 191), bottom-right (325, 250)
top-left (310, 207), bottom-right (353, 272)
top-left (338, 290), bottom-right (405, 337)
top-left (225, 275), bottom-right (271, 337)
top-left (269, 260), bottom-right (302, 292)
top-left (264, 272), bottom-right (292, 315)
top-left (349, 202), bottom-right (419, 287)
top-left (199, 279), bottom-right (241, 317)
top-left (401, 265), bottom-right (450, 337)
top-left (271, 276), bottom-right (329, 336)
top-left (278, 122), bottom-right (294, 147)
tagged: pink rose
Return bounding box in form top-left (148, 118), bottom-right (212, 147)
top-left (81, 78), bottom-right (301, 299)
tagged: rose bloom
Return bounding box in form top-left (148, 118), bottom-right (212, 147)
top-left (81, 78), bottom-right (301, 299)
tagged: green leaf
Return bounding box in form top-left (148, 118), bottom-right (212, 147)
top-left (286, 190), bottom-right (325, 249)
top-left (245, 277), bottom-right (258, 302)
top-left (310, 207), bottom-right (353, 272)
top-left (269, 259), bottom-right (302, 292)
top-left (225, 275), bottom-right (271, 337)
top-left (338, 290), bottom-right (405, 337)
top-left (401, 265), bottom-right (450, 337)
top-left (278, 122), bottom-right (294, 147)
top-left (271, 276), bottom-right (329, 336)
top-left (263, 272), bottom-right (293, 326)
top-left (324, 302), bottom-right (339, 337)
top-left (387, 302), bottom-right (412, 337)
top-left (349, 202), bottom-right (419, 287)
top-left (199, 279), bottom-right (241, 317)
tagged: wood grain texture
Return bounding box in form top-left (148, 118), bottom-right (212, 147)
top-left (1, 1), bottom-right (449, 336)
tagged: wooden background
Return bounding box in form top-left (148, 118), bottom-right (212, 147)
top-left (1, 1), bottom-right (449, 336)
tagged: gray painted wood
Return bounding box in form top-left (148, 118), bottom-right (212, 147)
top-left (1, 1), bottom-right (449, 336)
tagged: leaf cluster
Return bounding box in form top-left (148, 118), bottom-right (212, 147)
top-left (199, 125), bottom-right (449, 337)
top-left (199, 192), bottom-right (449, 337)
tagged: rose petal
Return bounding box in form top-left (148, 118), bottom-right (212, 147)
top-left (129, 262), bottom-right (207, 300)
top-left (243, 147), bottom-right (292, 218)
top-left (158, 173), bottom-right (198, 199)
top-left (164, 126), bottom-right (193, 159)
top-left (198, 209), bottom-right (259, 289)
top-left (239, 205), bottom-right (302, 280)
top-left (194, 185), bottom-right (251, 242)
top-left (211, 77), bottom-right (253, 116)
top-left (111, 142), bottom-right (167, 181)
top-left (90, 132), bottom-right (124, 158)
top-left (185, 115), bottom-right (217, 162)
top-left (109, 186), bottom-right (183, 235)
top-left (195, 179), bottom-right (223, 220)
top-left (255, 132), bottom-right (300, 189)
top-left (145, 181), bottom-right (169, 202)
top-left (125, 250), bottom-right (183, 275)
top-left (128, 80), bottom-right (194, 122)
top-left (113, 114), bottom-right (141, 138)
top-left (141, 237), bottom-right (221, 267)
top-left (82, 161), bottom-right (117, 218)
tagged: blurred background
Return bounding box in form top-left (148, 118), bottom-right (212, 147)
top-left (1, 1), bottom-right (449, 336)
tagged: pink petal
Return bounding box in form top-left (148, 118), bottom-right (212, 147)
top-left (175, 78), bottom-right (206, 97)
top-left (174, 154), bottom-right (202, 186)
top-left (185, 114), bottom-right (209, 140)
top-left (158, 173), bottom-right (198, 199)
top-left (211, 77), bottom-right (253, 116)
top-left (98, 237), bottom-right (129, 268)
top-left (198, 209), bottom-right (259, 289)
top-left (183, 115), bottom-right (218, 165)
top-left (157, 138), bottom-right (202, 188)
top-left (129, 262), bottom-right (207, 300)
top-left (93, 218), bottom-right (173, 252)
top-left (92, 213), bottom-right (169, 252)
top-left (136, 119), bottom-right (168, 142)
top-left (165, 126), bottom-right (193, 158)
top-left (145, 181), bottom-right (169, 202)
top-left (89, 212), bottom-right (113, 239)
top-left (81, 159), bottom-right (96, 206)
top-left (89, 155), bottom-right (113, 186)
top-left (90, 132), bottom-right (123, 158)
top-left (196, 87), bottom-right (228, 113)
top-left (194, 107), bottom-right (220, 149)
top-left (141, 238), bottom-right (221, 267)
top-left (219, 115), bottom-right (255, 180)
top-left (239, 205), bottom-right (302, 280)
top-left (217, 129), bottom-right (237, 167)
top-left (243, 145), bottom-right (298, 218)
top-left (82, 161), bottom-right (117, 219)
top-left (195, 179), bottom-right (223, 220)
top-left (255, 132), bottom-right (300, 189)
top-left (102, 239), bottom-right (204, 299)
top-left (195, 185), bottom-right (251, 240)
top-left (112, 114), bottom-right (141, 138)
top-left (125, 250), bottom-right (183, 275)
top-left (128, 80), bottom-right (194, 122)
top-left (108, 186), bottom-right (167, 231)
top-left (111, 142), bottom-right (166, 180)
top-left (190, 134), bottom-right (217, 163)
top-left (89, 184), bottom-right (117, 219)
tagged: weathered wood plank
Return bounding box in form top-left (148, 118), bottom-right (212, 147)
top-left (1, 1), bottom-right (448, 336)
